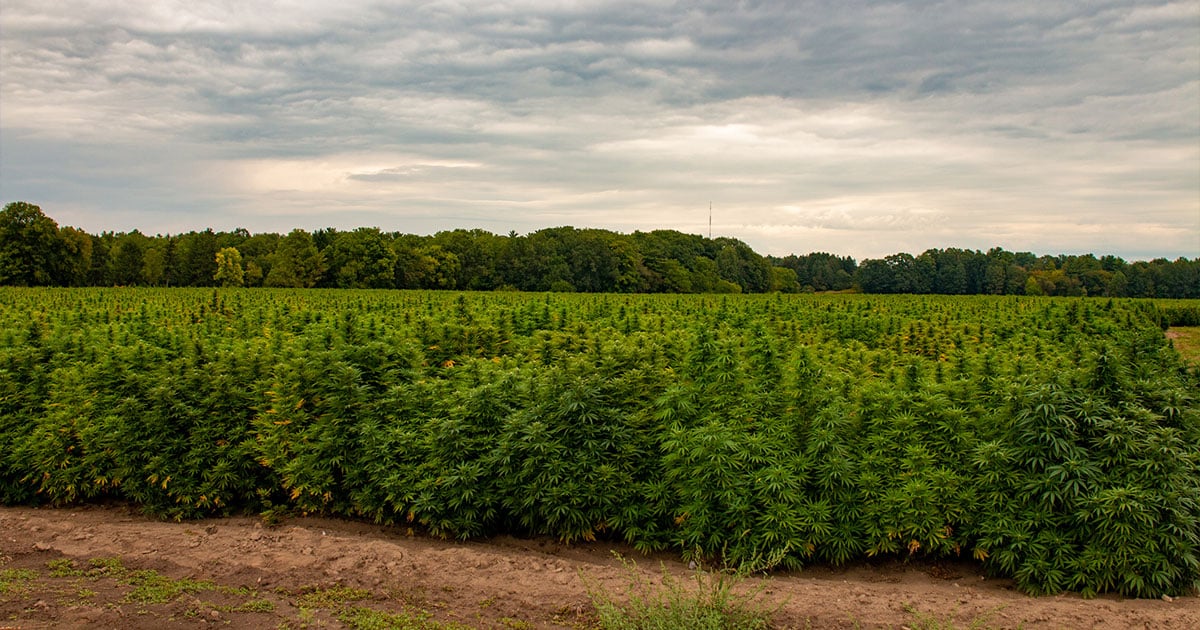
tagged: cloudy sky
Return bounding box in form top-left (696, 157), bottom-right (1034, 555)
top-left (2, 0), bottom-right (1197, 260)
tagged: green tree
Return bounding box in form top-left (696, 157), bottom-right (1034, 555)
top-left (430, 229), bottom-right (502, 290)
top-left (714, 238), bottom-right (771, 292)
top-left (769, 266), bottom-right (800, 292)
top-left (214, 247), bottom-right (245, 287)
top-left (265, 229), bottom-right (324, 288)
top-left (58, 226), bottom-right (93, 286)
top-left (109, 231), bottom-right (148, 286)
top-left (174, 229), bottom-right (219, 286)
top-left (236, 232), bottom-right (280, 287)
top-left (325, 228), bottom-right (396, 289)
top-left (1104, 270), bottom-right (1128, 297)
top-left (1024, 275), bottom-right (1043, 296)
top-left (0, 201), bottom-right (66, 285)
top-left (855, 258), bottom-right (894, 293)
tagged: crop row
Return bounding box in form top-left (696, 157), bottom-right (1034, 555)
top-left (1, 289), bottom-right (1197, 598)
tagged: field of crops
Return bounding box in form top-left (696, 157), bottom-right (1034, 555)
top-left (1, 288), bottom-right (1197, 598)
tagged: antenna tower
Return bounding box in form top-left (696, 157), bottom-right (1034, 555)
top-left (708, 202), bottom-right (712, 239)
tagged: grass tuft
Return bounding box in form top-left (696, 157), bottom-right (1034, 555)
top-left (584, 554), bottom-right (778, 630)
top-left (902, 602), bottom-right (1007, 630)
top-left (337, 606), bottom-right (472, 630)
top-left (0, 568), bottom-right (38, 594)
top-left (124, 569), bottom-right (216, 604)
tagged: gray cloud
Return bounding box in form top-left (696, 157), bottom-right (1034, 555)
top-left (1, 0), bottom-right (1196, 260)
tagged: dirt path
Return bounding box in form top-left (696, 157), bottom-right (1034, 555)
top-left (1, 505), bottom-right (1195, 629)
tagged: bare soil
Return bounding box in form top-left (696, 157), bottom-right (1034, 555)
top-left (1, 505), bottom-right (1195, 629)
top-left (1166, 327), bottom-right (1200, 364)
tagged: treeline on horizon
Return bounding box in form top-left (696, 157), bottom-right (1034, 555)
top-left (3, 201), bottom-right (1198, 298)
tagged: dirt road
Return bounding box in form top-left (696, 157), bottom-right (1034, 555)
top-left (1, 505), bottom-right (1194, 628)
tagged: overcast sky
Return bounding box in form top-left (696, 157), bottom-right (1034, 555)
top-left (2, 1), bottom-right (1197, 260)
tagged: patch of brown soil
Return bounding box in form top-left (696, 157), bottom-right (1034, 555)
top-left (1, 505), bottom-right (1195, 629)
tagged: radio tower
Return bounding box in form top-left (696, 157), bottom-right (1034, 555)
top-left (708, 201), bottom-right (712, 239)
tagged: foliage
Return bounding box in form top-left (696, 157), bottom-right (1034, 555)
top-left (1, 289), bottom-right (1198, 598)
top-left (0, 202), bottom-right (70, 286)
top-left (852, 248), bottom-right (1200, 298)
top-left (4, 202), bottom-right (1198, 296)
top-left (214, 247), bottom-right (245, 287)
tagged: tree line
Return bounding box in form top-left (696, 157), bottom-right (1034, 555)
top-left (2, 201), bottom-right (1196, 297)
top-left (847, 248), bottom-right (1200, 299)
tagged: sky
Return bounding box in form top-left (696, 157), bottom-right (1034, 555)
top-left (1, 0), bottom-right (1198, 261)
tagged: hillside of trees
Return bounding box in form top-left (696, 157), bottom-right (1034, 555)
top-left (2, 201), bottom-right (1197, 297)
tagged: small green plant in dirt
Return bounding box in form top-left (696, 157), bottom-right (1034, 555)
top-left (124, 569), bottom-right (216, 604)
top-left (222, 597), bottom-right (276, 613)
top-left (47, 558), bottom-right (84, 577)
top-left (286, 584), bottom-right (467, 630)
top-left (296, 584), bottom-right (371, 609)
top-left (87, 556), bottom-right (127, 578)
top-left (338, 606), bottom-right (472, 630)
top-left (47, 557), bottom-right (227, 607)
top-left (902, 603), bottom-right (1007, 630)
top-left (584, 554), bottom-right (778, 630)
top-left (0, 568), bottom-right (38, 594)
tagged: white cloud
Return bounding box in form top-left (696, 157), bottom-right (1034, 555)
top-left (1, 0), bottom-right (1196, 259)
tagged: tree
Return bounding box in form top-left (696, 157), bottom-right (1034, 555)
top-left (856, 259), bottom-right (894, 293)
top-left (1024, 276), bottom-right (1043, 296)
top-left (58, 226), bottom-right (93, 286)
top-left (214, 247), bottom-right (245, 287)
top-left (236, 232), bottom-right (280, 287)
top-left (926, 249), bottom-right (969, 294)
top-left (324, 228), bottom-right (396, 289)
top-left (110, 231), bottom-right (148, 286)
top-left (883, 253), bottom-right (931, 293)
top-left (430, 229), bottom-right (501, 290)
top-left (713, 238), bottom-right (771, 292)
top-left (142, 245), bottom-right (167, 286)
top-left (770, 266), bottom-right (801, 292)
top-left (174, 230), bottom-right (219, 286)
top-left (1105, 270), bottom-right (1128, 298)
top-left (265, 229), bottom-right (324, 288)
top-left (0, 201), bottom-right (66, 286)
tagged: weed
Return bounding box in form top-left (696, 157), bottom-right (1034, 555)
top-left (338, 606), bottom-right (473, 630)
top-left (296, 584), bottom-right (371, 609)
top-left (230, 597), bottom-right (277, 613)
top-left (47, 558), bottom-right (84, 577)
top-left (902, 602), bottom-right (1007, 630)
top-left (0, 568), bottom-right (38, 594)
top-left (124, 569), bottom-right (216, 604)
top-left (584, 554), bottom-right (778, 630)
top-left (87, 557), bottom-right (126, 578)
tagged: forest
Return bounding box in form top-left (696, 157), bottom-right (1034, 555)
top-left (3, 201), bottom-right (1197, 297)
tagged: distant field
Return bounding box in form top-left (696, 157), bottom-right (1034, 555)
top-left (1, 289), bottom-right (1197, 599)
